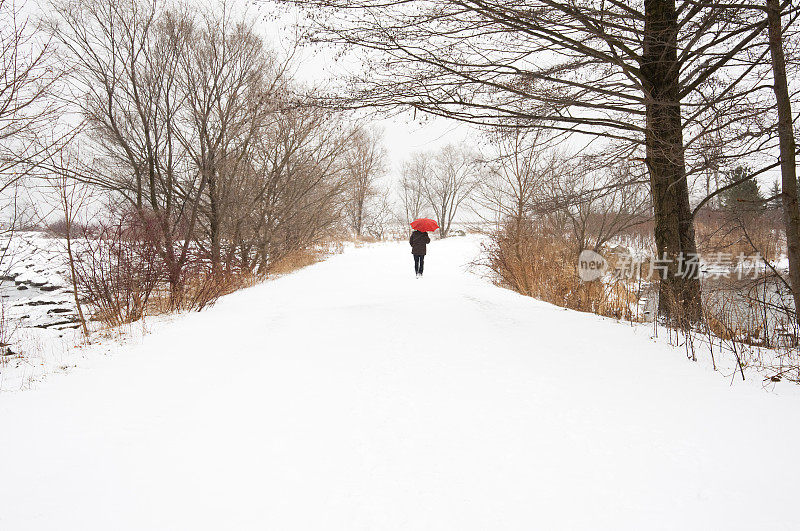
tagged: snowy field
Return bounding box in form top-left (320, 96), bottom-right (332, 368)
top-left (1, 236), bottom-right (800, 530)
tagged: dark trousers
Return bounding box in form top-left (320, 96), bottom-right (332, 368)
top-left (414, 254), bottom-right (425, 275)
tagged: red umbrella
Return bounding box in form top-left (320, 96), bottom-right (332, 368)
top-left (411, 218), bottom-right (439, 232)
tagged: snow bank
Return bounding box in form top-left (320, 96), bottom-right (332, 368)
top-left (1, 235), bottom-right (799, 530)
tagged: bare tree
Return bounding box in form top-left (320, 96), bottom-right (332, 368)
top-left (47, 0), bottom-right (203, 305)
top-left (474, 128), bottom-right (553, 230)
top-left (50, 148), bottom-right (90, 336)
top-left (0, 0), bottom-right (59, 176)
top-left (362, 187), bottom-right (393, 239)
top-left (176, 4), bottom-right (291, 274)
top-left (539, 158), bottom-right (651, 254)
top-left (241, 105), bottom-right (354, 271)
top-left (342, 126), bottom-right (386, 237)
top-left (0, 0), bottom-right (60, 243)
top-left (423, 144), bottom-right (479, 238)
top-left (47, 0), bottom-right (306, 299)
top-left (399, 152), bottom-right (432, 225)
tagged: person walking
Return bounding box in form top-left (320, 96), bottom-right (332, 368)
top-left (409, 229), bottom-right (430, 277)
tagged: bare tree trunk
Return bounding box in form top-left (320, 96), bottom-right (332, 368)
top-left (209, 170), bottom-right (222, 276)
top-left (766, 0), bottom-right (800, 326)
top-left (642, 0), bottom-right (702, 322)
top-left (355, 197), bottom-right (364, 237)
top-left (53, 152), bottom-right (90, 337)
top-left (62, 198), bottom-right (89, 337)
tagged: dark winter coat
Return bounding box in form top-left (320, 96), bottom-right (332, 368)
top-left (409, 230), bottom-right (431, 255)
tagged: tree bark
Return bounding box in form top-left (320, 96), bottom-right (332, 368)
top-left (208, 165), bottom-right (222, 276)
top-left (766, 0), bottom-right (800, 326)
top-left (642, 0), bottom-right (702, 322)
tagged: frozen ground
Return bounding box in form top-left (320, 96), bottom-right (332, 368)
top-left (0, 232), bottom-right (79, 329)
top-left (0, 232), bottom-right (88, 389)
top-left (1, 236), bottom-right (800, 530)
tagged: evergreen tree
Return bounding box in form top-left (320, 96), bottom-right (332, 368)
top-left (768, 178), bottom-right (782, 210)
top-left (720, 166), bottom-right (764, 211)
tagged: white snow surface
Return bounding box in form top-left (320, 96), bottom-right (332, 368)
top-left (2, 236), bottom-right (800, 530)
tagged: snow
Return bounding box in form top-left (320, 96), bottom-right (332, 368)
top-left (1, 236), bottom-right (800, 530)
top-left (0, 233), bottom-right (88, 386)
top-left (0, 233), bottom-right (78, 332)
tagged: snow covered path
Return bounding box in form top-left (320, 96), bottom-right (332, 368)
top-left (2, 237), bottom-right (800, 530)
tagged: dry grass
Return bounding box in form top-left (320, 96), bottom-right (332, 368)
top-left (267, 247), bottom-right (326, 276)
top-left (353, 235), bottom-right (380, 245)
top-left (483, 221), bottom-right (641, 321)
top-left (138, 271), bottom-right (263, 316)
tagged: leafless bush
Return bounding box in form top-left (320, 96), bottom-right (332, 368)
top-left (73, 211), bottom-right (163, 327)
top-left (696, 267), bottom-right (800, 383)
top-left (695, 207), bottom-right (783, 262)
top-left (46, 219), bottom-right (87, 239)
